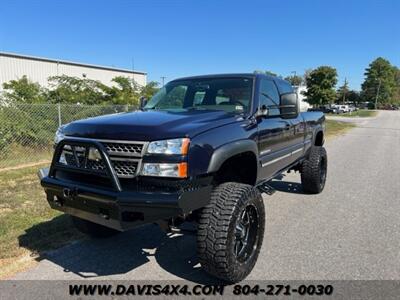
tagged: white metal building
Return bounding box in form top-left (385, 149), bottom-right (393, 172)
top-left (0, 52), bottom-right (147, 90)
top-left (294, 85), bottom-right (311, 112)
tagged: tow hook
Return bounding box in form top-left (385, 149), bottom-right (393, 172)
top-left (63, 187), bottom-right (78, 200)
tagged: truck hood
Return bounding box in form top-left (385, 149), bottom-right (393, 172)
top-left (63, 109), bottom-right (242, 141)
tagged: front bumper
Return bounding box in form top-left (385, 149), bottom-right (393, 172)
top-left (39, 167), bottom-right (212, 231)
top-left (39, 138), bottom-right (212, 231)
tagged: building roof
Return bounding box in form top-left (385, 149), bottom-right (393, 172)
top-left (0, 51), bottom-right (146, 75)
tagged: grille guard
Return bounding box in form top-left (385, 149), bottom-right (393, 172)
top-left (50, 138), bottom-right (122, 192)
top-left (42, 138), bottom-right (214, 231)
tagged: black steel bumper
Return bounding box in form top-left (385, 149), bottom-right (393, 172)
top-left (39, 138), bottom-right (212, 231)
top-left (39, 168), bottom-right (212, 231)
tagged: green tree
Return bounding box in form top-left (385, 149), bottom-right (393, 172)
top-left (336, 78), bottom-right (350, 104)
top-left (104, 76), bottom-right (141, 105)
top-left (361, 57), bottom-right (397, 108)
top-left (303, 69), bottom-right (313, 86)
top-left (140, 81), bottom-right (159, 100)
top-left (347, 90), bottom-right (361, 104)
top-left (102, 77), bottom-right (159, 105)
top-left (284, 75), bottom-right (303, 86)
top-left (393, 66), bottom-right (400, 104)
top-left (46, 75), bottom-right (108, 104)
top-left (1, 75), bottom-right (47, 103)
top-left (303, 66), bottom-right (338, 106)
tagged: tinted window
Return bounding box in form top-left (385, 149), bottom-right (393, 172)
top-left (193, 91), bottom-right (206, 105)
top-left (276, 79), bottom-right (294, 94)
top-left (145, 77), bottom-right (253, 114)
top-left (259, 79), bottom-right (280, 116)
top-left (148, 85), bottom-right (187, 109)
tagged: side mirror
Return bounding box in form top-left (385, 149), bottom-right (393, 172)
top-left (280, 92), bottom-right (298, 118)
top-left (139, 96), bottom-right (148, 109)
top-left (256, 104), bottom-right (269, 118)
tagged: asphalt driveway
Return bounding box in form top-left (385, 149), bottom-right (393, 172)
top-left (12, 111), bottom-right (400, 282)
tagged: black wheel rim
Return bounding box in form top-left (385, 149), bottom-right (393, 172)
top-left (234, 204), bottom-right (259, 263)
top-left (319, 156), bottom-right (327, 189)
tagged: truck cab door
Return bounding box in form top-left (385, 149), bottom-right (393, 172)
top-left (286, 115), bottom-right (306, 163)
top-left (275, 80), bottom-right (306, 165)
top-left (257, 78), bottom-right (293, 180)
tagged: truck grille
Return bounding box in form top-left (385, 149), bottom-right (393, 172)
top-left (111, 160), bottom-right (139, 177)
top-left (58, 140), bottom-right (145, 178)
top-left (103, 142), bottom-right (143, 156)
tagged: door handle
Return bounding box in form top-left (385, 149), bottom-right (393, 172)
top-left (285, 124), bottom-right (291, 130)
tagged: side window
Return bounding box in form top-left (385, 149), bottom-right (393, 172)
top-left (259, 79), bottom-right (280, 116)
top-left (193, 91), bottom-right (206, 105)
top-left (276, 80), bottom-right (294, 94)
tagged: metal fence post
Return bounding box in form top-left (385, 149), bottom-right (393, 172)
top-left (57, 103), bottom-right (62, 127)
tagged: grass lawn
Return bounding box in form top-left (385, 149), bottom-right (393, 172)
top-left (0, 164), bottom-right (84, 278)
top-left (325, 119), bottom-right (356, 138)
top-left (0, 144), bottom-right (52, 169)
top-left (327, 109), bottom-right (378, 118)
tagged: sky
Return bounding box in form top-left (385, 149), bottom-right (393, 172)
top-left (0, 0), bottom-right (399, 90)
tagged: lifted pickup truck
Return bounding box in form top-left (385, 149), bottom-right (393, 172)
top-left (39, 73), bottom-right (327, 282)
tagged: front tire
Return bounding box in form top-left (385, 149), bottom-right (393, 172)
top-left (71, 216), bottom-right (120, 238)
top-left (197, 182), bottom-right (265, 283)
top-left (301, 146), bottom-right (327, 194)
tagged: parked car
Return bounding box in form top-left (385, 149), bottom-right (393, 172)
top-left (308, 105), bottom-right (337, 114)
top-left (334, 105), bottom-right (350, 113)
top-left (38, 73), bottom-right (327, 283)
top-left (348, 105), bottom-right (357, 112)
top-left (381, 104), bottom-right (399, 110)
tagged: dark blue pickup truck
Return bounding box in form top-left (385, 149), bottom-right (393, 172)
top-left (39, 73), bottom-right (326, 282)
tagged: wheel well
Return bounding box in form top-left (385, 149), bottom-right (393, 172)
top-left (214, 151), bottom-right (257, 186)
top-left (315, 131), bottom-right (324, 146)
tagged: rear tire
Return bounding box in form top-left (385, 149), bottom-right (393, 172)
top-left (301, 146), bottom-right (327, 194)
top-left (71, 216), bottom-right (120, 238)
top-left (197, 182), bottom-right (265, 283)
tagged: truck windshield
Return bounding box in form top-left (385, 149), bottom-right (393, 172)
top-left (145, 77), bottom-right (253, 114)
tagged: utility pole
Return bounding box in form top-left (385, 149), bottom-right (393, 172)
top-left (342, 77), bottom-right (348, 104)
top-left (374, 65), bottom-right (382, 110)
top-left (160, 76), bottom-right (166, 87)
top-left (374, 78), bottom-right (382, 109)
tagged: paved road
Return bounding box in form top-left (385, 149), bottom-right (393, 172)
top-left (13, 111), bottom-right (400, 282)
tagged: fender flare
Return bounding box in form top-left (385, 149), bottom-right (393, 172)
top-left (312, 126), bottom-right (325, 146)
top-left (207, 140), bottom-right (259, 173)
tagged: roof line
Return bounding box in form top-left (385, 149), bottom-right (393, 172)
top-left (0, 51), bottom-right (147, 75)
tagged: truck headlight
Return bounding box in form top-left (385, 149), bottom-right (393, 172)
top-left (54, 125), bottom-right (66, 145)
top-left (141, 162), bottom-right (187, 178)
top-left (146, 138), bottom-right (190, 155)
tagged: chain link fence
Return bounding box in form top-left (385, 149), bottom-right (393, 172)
top-left (0, 103), bottom-right (138, 169)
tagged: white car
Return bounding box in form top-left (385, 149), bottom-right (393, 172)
top-left (337, 105), bottom-right (350, 113)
